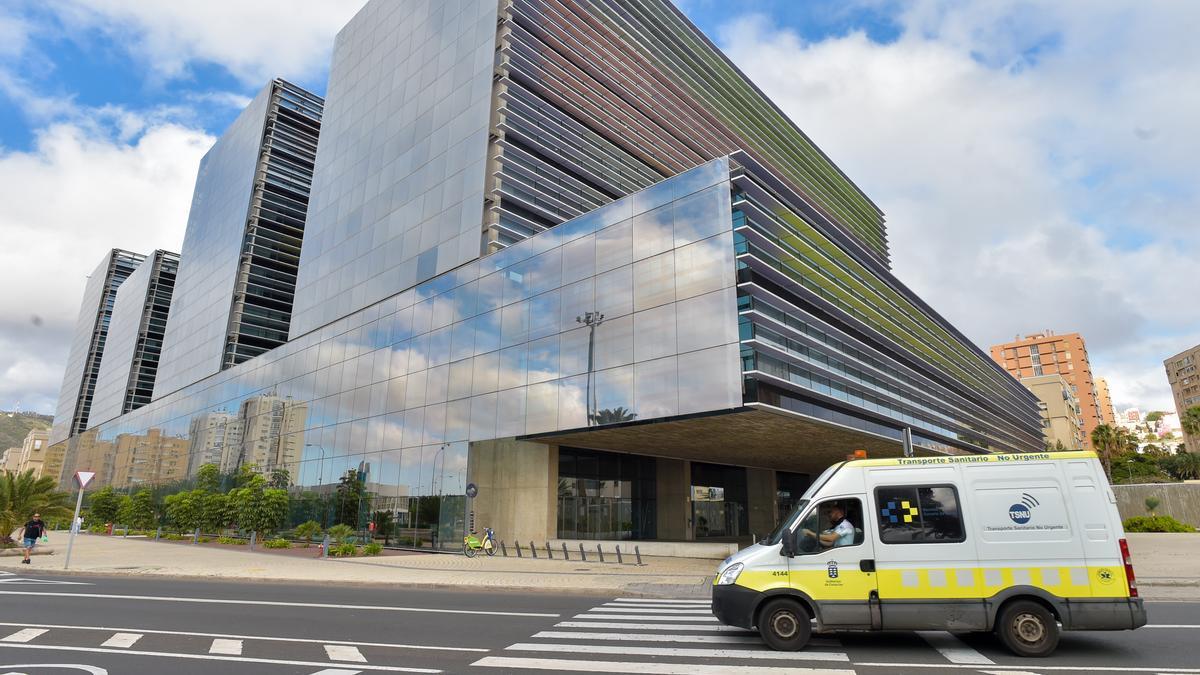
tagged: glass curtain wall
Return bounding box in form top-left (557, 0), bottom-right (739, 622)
top-left (557, 447), bottom-right (656, 540)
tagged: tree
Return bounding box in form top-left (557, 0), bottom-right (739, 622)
top-left (268, 468), bottom-right (290, 490)
top-left (120, 489), bottom-right (157, 530)
top-left (1165, 451), bottom-right (1200, 481)
top-left (1145, 411), bottom-right (1166, 423)
top-left (0, 470), bottom-right (73, 545)
top-left (202, 492), bottom-right (231, 533)
top-left (1183, 406), bottom-right (1200, 440)
top-left (1145, 497), bottom-right (1160, 515)
top-left (233, 475), bottom-right (289, 539)
top-left (334, 470), bottom-right (367, 528)
top-left (234, 464), bottom-right (258, 488)
top-left (294, 520), bottom-right (322, 547)
top-left (165, 490), bottom-right (204, 532)
top-left (590, 407), bottom-right (637, 426)
top-left (88, 486), bottom-right (121, 525)
top-left (1090, 424), bottom-right (1119, 480)
top-left (371, 510), bottom-right (395, 545)
top-left (326, 523), bottom-right (354, 544)
top-left (195, 463), bottom-right (221, 493)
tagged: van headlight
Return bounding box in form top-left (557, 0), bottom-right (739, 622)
top-left (716, 562), bottom-right (744, 585)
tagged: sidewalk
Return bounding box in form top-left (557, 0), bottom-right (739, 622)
top-left (0, 532), bottom-right (716, 598)
top-left (3, 532), bottom-right (1195, 599)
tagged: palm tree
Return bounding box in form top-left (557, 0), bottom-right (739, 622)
top-left (589, 407), bottom-right (637, 426)
top-left (1183, 406), bottom-right (1200, 443)
top-left (1090, 424), bottom-right (1119, 481)
top-left (0, 470), bottom-right (73, 545)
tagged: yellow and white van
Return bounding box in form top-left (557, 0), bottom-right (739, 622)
top-left (712, 451), bottom-right (1147, 657)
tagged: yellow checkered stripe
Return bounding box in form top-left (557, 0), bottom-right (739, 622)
top-left (731, 565), bottom-right (1130, 600)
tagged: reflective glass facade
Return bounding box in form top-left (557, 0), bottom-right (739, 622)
top-left (288, 0), bottom-right (497, 337)
top-left (90, 249), bottom-right (179, 427)
top-left (50, 249), bottom-right (145, 444)
top-left (155, 80), bottom-right (323, 398)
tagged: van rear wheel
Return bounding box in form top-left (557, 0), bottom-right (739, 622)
top-left (758, 598), bottom-right (811, 651)
top-left (996, 600), bottom-right (1059, 657)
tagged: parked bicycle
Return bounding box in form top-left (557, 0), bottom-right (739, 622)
top-left (463, 527), bottom-right (496, 557)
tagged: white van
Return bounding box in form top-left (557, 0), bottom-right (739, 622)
top-left (712, 451), bottom-right (1146, 657)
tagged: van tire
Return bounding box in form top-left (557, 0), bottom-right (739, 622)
top-left (758, 598), bottom-right (811, 651)
top-left (995, 600), bottom-right (1059, 657)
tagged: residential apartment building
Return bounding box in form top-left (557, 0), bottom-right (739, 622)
top-left (2, 429), bottom-right (53, 479)
top-left (1021, 374), bottom-right (1084, 450)
top-left (1165, 343), bottom-right (1200, 454)
top-left (1095, 377), bottom-right (1117, 426)
top-left (990, 331), bottom-right (1102, 448)
top-left (51, 0), bottom-right (1042, 546)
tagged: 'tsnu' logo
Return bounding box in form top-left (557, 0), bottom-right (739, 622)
top-left (1008, 492), bottom-right (1040, 524)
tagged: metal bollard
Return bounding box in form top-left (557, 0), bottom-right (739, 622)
top-left (579, 543), bottom-right (587, 562)
top-left (193, 527), bottom-right (200, 544)
top-left (616, 545), bottom-right (623, 564)
top-left (545, 542), bottom-right (553, 559)
top-left (562, 543), bottom-right (570, 560)
top-left (249, 531), bottom-right (256, 550)
top-left (635, 545), bottom-right (644, 566)
top-left (530, 541), bottom-right (538, 559)
top-left (597, 544), bottom-right (605, 563)
top-left (515, 541), bottom-right (522, 558)
top-left (321, 534), bottom-right (330, 559)
top-left (155, 527), bottom-right (161, 542)
top-left (500, 540), bottom-right (508, 557)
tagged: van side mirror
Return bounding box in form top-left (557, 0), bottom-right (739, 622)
top-left (780, 530), bottom-right (796, 558)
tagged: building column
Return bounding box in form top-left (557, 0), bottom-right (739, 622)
top-left (467, 439), bottom-right (557, 544)
top-left (746, 467), bottom-right (777, 540)
top-left (656, 457), bottom-right (692, 540)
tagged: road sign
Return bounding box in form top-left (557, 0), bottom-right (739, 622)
top-left (73, 471), bottom-right (96, 489)
top-left (465, 482), bottom-right (478, 498)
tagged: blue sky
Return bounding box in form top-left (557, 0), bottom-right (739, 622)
top-left (0, 0), bottom-right (1197, 419)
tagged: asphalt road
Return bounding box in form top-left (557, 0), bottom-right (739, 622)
top-left (0, 568), bottom-right (1196, 674)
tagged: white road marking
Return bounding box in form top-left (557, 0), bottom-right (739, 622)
top-left (979, 671), bottom-right (1043, 675)
top-left (0, 665), bottom-right (107, 675)
top-left (575, 614), bottom-right (718, 622)
top-left (0, 591), bottom-right (557, 618)
top-left (99, 632), bottom-right (143, 648)
top-left (309, 670), bottom-right (363, 675)
top-left (589, 607), bottom-right (712, 614)
top-left (208, 639), bottom-right (243, 655)
top-left (556, 621), bottom-right (750, 632)
top-left (603, 603), bottom-right (712, 609)
top-left (0, 578), bottom-right (89, 586)
top-left (0, 642), bottom-right (438, 672)
top-left (0, 620), bottom-right (484, 653)
top-left (535, 630), bottom-right (763, 644)
top-left (325, 645), bottom-right (368, 663)
top-left (1, 629), bottom-right (47, 643)
top-left (853, 663), bottom-right (1200, 673)
top-left (471, 656), bottom-right (853, 673)
top-left (507, 642), bottom-right (850, 662)
top-left (916, 631), bottom-right (994, 665)
top-left (609, 595), bottom-right (710, 600)
top-left (1144, 625), bottom-right (1200, 628)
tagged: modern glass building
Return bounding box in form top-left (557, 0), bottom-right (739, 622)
top-left (154, 79), bottom-right (322, 399)
top-left (50, 248), bottom-right (145, 444)
top-left (89, 249), bottom-right (180, 427)
top-left (51, 0), bottom-right (1042, 548)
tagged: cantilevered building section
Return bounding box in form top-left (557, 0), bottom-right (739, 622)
top-left (89, 249), bottom-right (179, 427)
top-left (154, 79), bottom-right (322, 398)
top-left (50, 249), bottom-right (145, 444)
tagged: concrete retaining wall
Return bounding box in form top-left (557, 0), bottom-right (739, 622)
top-left (1114, 482), bottom-right (1200, 527)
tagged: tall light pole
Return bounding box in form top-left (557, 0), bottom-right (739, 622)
top-left (576, 311), bottom-right (604, 426)
top-left (305, 443), bottom-right (327, 486)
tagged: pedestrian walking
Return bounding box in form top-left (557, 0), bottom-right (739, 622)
top-left (20, 513), bottom-right (46, 565)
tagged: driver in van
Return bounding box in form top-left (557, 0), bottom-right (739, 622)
top-left (802, 502), bottom-right (855, 549)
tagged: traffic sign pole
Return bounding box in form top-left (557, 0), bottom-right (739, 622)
top-left (63, 471), bottom-right (96, 570)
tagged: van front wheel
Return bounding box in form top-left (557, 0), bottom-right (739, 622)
top-left (996, 600), bottom-right (1059, 657)
top-left (758, 598), bottom-right (811, 651)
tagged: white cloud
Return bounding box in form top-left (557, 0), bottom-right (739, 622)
top-left (715, 4), bottom-right (1200, 411)
top-left (46, 0), bottom-right (366, 84)
top-left (0, 112), bottom-right (212, 414)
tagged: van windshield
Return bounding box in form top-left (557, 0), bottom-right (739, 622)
top-left (765, 462), bottom-right (843, 545)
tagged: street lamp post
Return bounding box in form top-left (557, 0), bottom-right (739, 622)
top-left (576, 311), bottom-right (605, 426)
top-left (305, 443), bottom-right (327, 486)
top-left (1125, 459), bottom-right (1135, 483)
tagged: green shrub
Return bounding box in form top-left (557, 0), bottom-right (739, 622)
top-left (326, 524), bottom-right (354, 544)
top-left (331, 542), bottom-right (358, 557)
top-left (164, 533), bottom-right (186, 541)
top-left (1124, 515), bottom-right (1195, 533)
top-left (197, 537), bottom-right (211, 543)
top-left (88, 524), bottom-right (107, 534)
top-left (363, 542), bottom-right (383, 556)
top-left (263, 538), bottom-right (291, 549)
top-left (216, 536), bottom-right (248, 545)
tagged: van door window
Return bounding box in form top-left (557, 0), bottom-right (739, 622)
top-left (875, 485), bottom-right (965, 544)
top-left (794, 499), bottom-right (864, 554)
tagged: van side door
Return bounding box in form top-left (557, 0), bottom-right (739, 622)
top-left (786, 496), bottom-right (878, 628)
